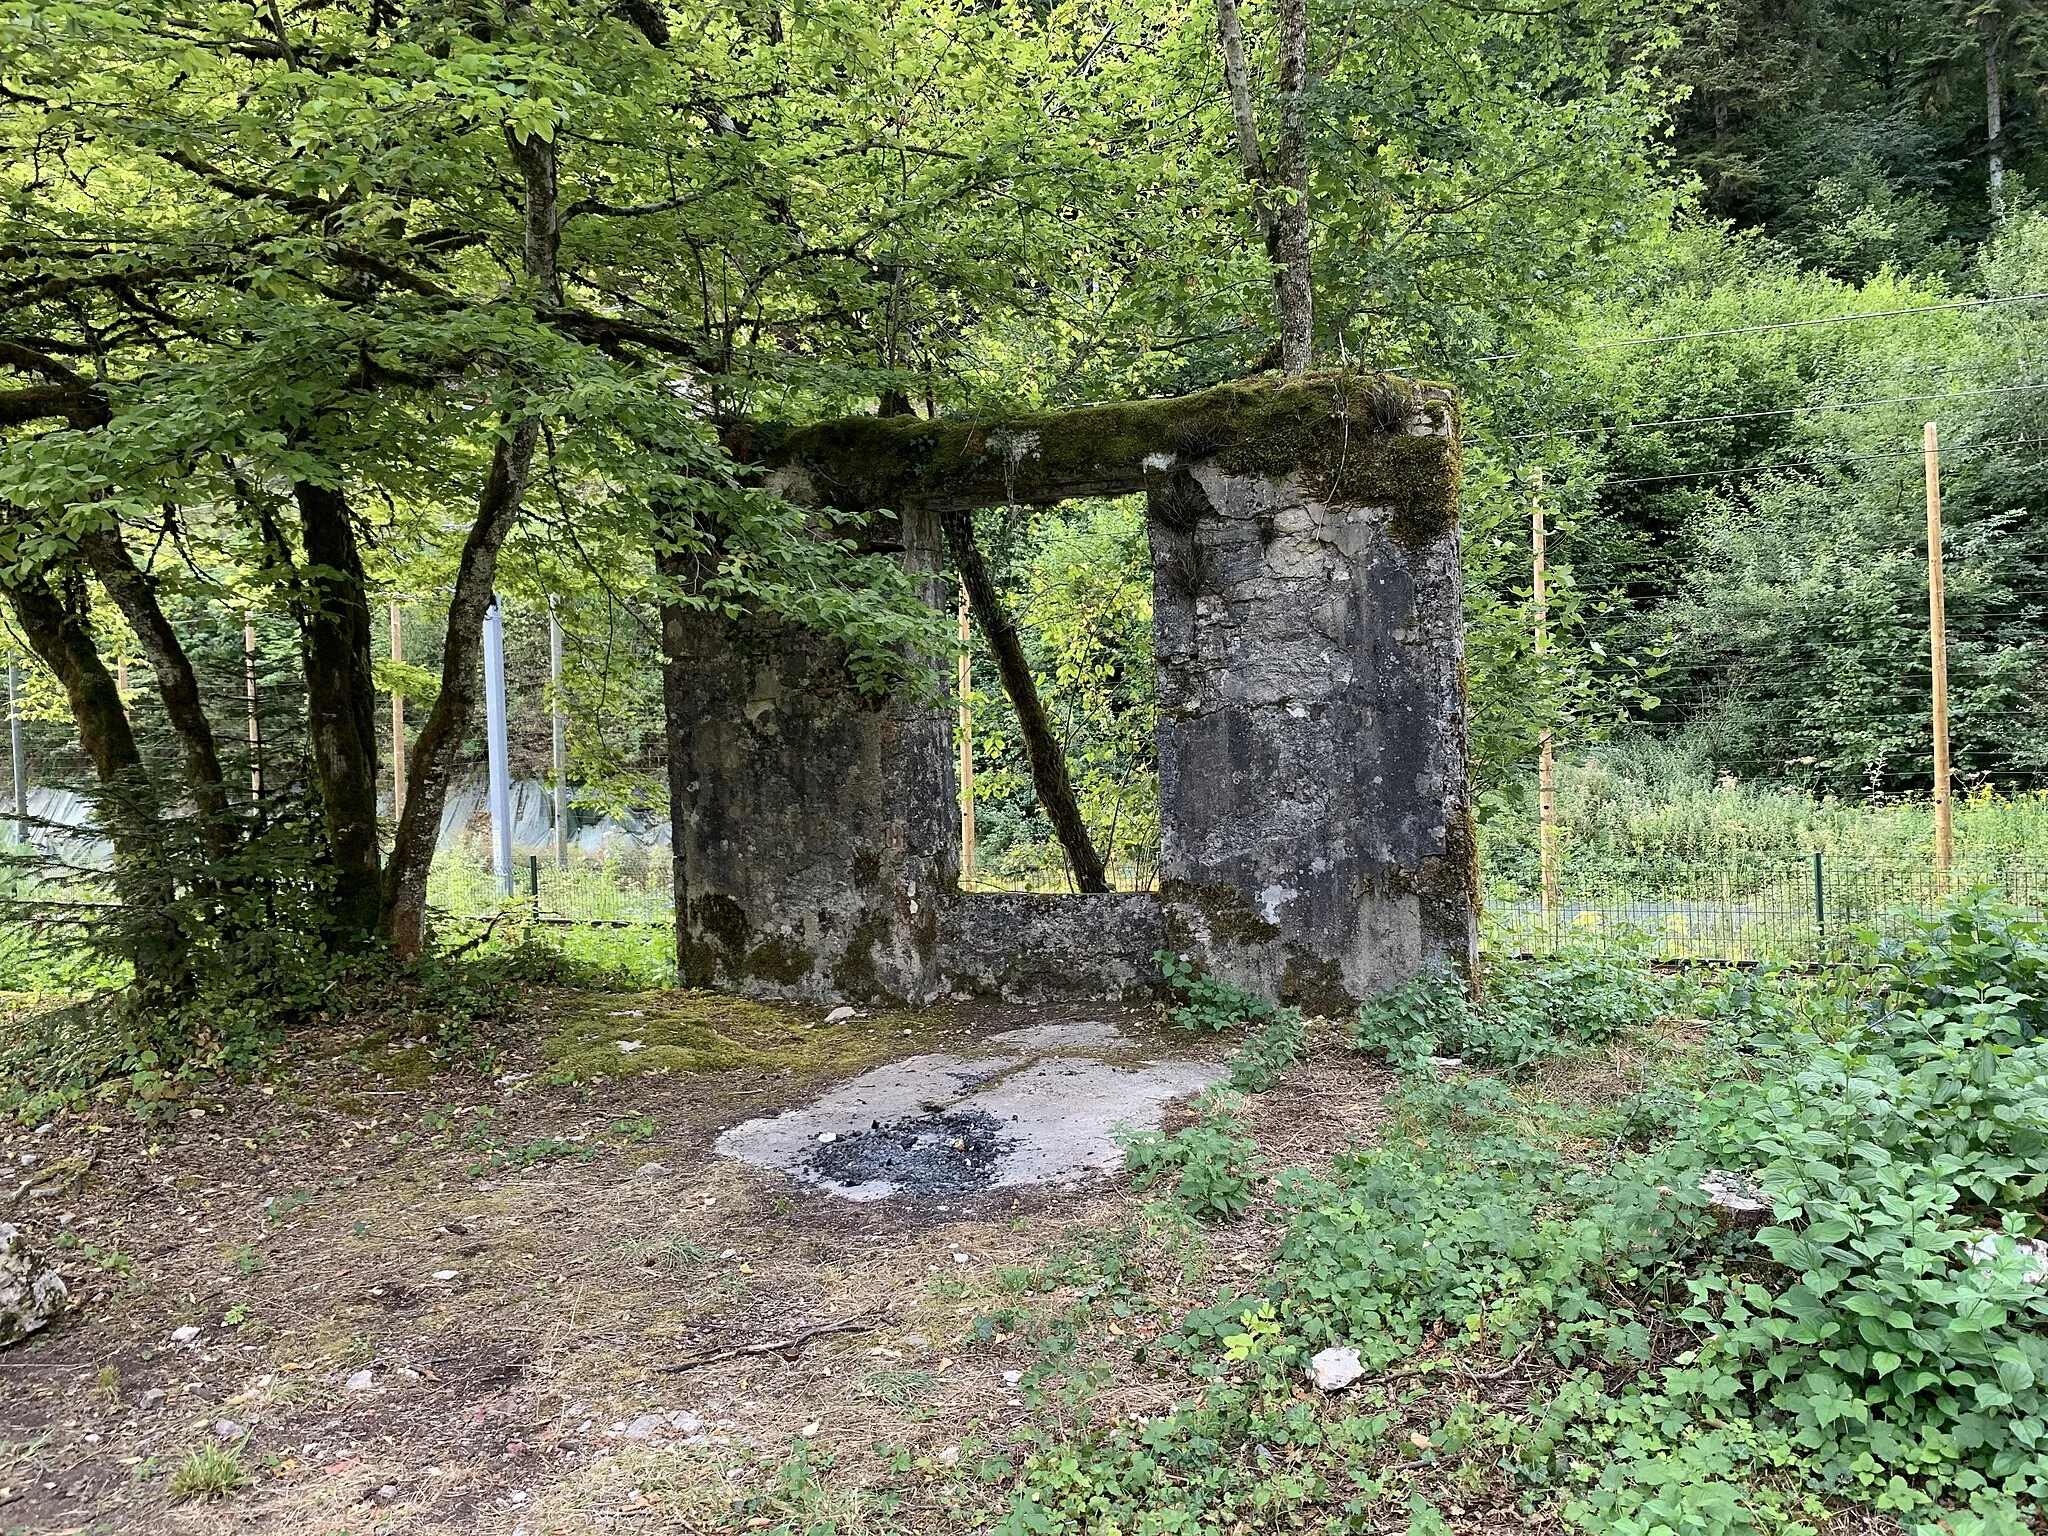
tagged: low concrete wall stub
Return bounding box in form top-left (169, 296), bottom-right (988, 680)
top-left (938, 893), bottom-right (1163, 1003)
top-left (663, 372), bottom-right (1476, 1008)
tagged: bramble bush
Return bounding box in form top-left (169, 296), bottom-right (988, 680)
top-left (1353, 937), bottom-right (1674, 1073)
top-left (1019, 899), bottom-right (2048, 1534)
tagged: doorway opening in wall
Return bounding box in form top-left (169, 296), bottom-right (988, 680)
top-left (955, 493), bottom-right (1157, 894)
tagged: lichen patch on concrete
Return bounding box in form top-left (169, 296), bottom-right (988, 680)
top-left (713, 1026), bottom-right (1223, 1201)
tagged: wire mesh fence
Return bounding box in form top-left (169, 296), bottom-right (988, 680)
top-left (1483, 854), bottom-right (2048, 961)
top-left (427, 848), bottom-right (675, 929)
top-left (5, 845), bottom-right (2046, 986)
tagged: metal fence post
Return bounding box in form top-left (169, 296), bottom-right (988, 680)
top-left (1812, 850), bottom-right (1826, 949)
top-left (7, 658), bottom-right (22, 848)
top-left (483, 596), bottom-right (514, 896)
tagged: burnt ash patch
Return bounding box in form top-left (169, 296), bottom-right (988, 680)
top-left (805, 1108), bottom-right (1014, 1196)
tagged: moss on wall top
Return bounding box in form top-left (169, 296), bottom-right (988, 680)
top-left (759, 371), bottom-right (1460, 547)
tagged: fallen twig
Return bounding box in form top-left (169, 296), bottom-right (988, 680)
top-left (441, 910), bottom-right (513, 960)
top-left (1379, 1341), bottom-right (1534, 1387)
top-left (655, 1316), bottom-right (878, 1374)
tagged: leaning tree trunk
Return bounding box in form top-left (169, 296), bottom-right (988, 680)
top-left (294, 480), bottom-right (385, 945)
top-left (939, 508), bottom-right (1110, 894)
top-left (379, 119), bottom-right (559, 960)
top-left (4, 572), bottom-right (142, 788)
top-left (77, 527), bottom-right (236, 859)
top-left (380, 422), bottom-right (542, 957)
top-left (4, 568), bottom-right (192, 995)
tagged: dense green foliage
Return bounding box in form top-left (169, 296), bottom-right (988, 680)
top-left (1009, 900), bottom-right (2048, 1534)
top-left (1666, 0), bottom-right (2045, 266)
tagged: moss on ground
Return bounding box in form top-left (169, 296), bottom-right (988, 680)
top-left (540, 989), bottom-right (943, 1083)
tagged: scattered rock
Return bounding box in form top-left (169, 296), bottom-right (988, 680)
top-left (169, 1324), bottom-right (201, 1345)
top-left (345, 1370), bottom-right (375, 1392)
top-left (431, 1271), bottom-right (458, 1281)
top-left (824, 1006), bottom-right (857, 1025)
top-left (634, 1163), bottom-right (670, 1179)
top-left (616, 1039), bottom-right (645, 1054)
top-left (1001, 1370), bottom-right (1022, 1385)
top-left (1309, 1346), bottom-right (1364, 1392)
top-left (1964, 1233), bottom-right (2048, 1285)
top-left (901, 1334), bottom-right (929, 1349)
top-left (1699, 1171), bottom-right (1774, 1230)
top-left (936, 1445), bottom-right (960, 1467)
top-left (623, 1413), bottom-right (667, 1440)
top-left (1429, 1057), bottom-right (1465, 1074)
top-left (212, 1419), bottom-right (246, 1441)
top-left (139, 1389), bottom-right (167, 1409)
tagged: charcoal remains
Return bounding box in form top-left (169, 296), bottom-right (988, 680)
top-left (805, 1109), bottom-right (1015, 1197)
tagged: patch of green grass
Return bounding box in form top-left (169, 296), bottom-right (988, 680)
top-left (167, 1442), bottom-right (250, 1501)
top-left (861, 1368), bottom-right (935, 1406)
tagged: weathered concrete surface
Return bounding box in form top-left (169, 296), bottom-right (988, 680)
top-left (1149, 405), bottom-right (1475, 1012)
top-left (938, 893), bottom-right (1162, 1003)
top-left (0, 1222), bottom-right (66, 1348)
top-left (712, 1026), bottom-right (1223, 1201)
top-left (662, 504), bottom-right (956, 1004)
top-left (664, 372), bottom-right (1475, 1008)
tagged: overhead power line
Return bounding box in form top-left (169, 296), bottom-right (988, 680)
top-left (1471, 292), bottom-right (2048, 363)
top-left (1508, 380), bottom-right (2048, 442)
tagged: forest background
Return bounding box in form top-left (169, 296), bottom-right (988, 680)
top-left (3, 0), bottom-right (2048, 985)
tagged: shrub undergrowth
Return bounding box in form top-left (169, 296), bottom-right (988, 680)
top-left (1018, 899), bottom-right (2048, 1535)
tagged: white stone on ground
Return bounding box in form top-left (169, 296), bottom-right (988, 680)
top-left (824, 1006), bottom-right (858, 1025)
top-left (1309, 1346), bottom-right (1364, 1391)
top-left (1964, 1233), bottom-right (2048, 1285)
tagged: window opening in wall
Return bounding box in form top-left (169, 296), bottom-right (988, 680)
top-left (955, 494), bottom-right (1156, 894)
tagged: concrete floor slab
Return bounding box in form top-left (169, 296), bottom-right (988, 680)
top-left (713, 1036), bottom-right (1224, 1201)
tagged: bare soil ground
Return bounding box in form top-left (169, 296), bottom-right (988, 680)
top-left (0, 990), bottom-right (1396, 1536)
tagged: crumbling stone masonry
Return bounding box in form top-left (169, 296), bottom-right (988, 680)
top-left (662, 373), bottom-right (1477, 1014)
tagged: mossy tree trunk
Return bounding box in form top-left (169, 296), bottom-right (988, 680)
top-left (940, 507), bottom-right (1111, 894)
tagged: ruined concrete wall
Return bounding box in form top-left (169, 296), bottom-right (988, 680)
top-left (938, 894), bottom-right (1162, 1003)
top-left (662, 506), bottom-right (956, 1004)
top-left (667, 373), bottom-right (1475, 1009)
top-left (1148, 404), bottom-right (1475, 1014)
